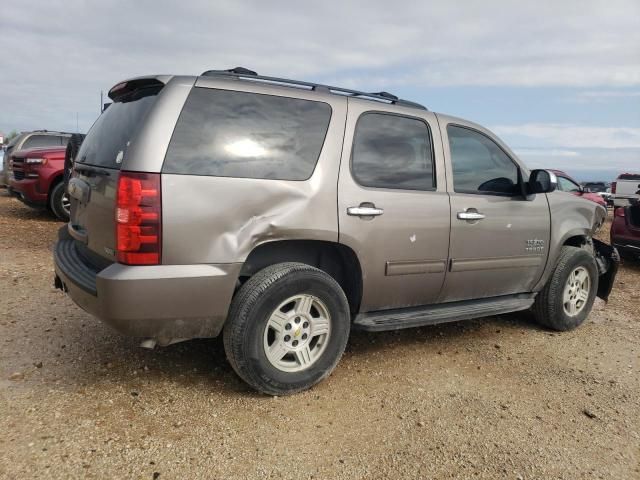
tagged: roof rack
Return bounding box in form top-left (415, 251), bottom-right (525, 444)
top-left (200, 67), bottom-right (427, 111)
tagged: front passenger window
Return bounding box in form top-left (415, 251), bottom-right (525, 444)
top-left (448, 125), bottom-right (519, 195)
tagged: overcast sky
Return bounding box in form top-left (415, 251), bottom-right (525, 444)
top-left (1, 0), bottom-right (638, 180)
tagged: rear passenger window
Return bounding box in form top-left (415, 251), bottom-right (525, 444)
top-left (447, 125), bottom-right (519, 195)
top-left (163, 88), bottom-right (332, 180)
top-left (351, 113), bottom-right (435, 191)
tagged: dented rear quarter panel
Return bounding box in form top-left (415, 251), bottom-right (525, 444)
top-left (533, 191), bottom-right (607, 291)
top-left (159, 78), bottom-right (348, 265)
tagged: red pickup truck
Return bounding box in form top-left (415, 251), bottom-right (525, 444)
top-left (8, 146), bottom-right (70, 220)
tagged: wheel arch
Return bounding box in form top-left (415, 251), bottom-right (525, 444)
top-left (239, 240), bottom-right (363, 314)
top-left (533, 227), bottom-right (594, 292)
top-left (47, 173), bottom-right (64, 198)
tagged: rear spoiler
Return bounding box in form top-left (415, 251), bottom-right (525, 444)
top-left (108, 75), bottom-right (172, 101)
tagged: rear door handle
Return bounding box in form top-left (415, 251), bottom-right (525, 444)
top-left (457, 210), bottom-right (486, 221)
top-left (347, 204), bottom-right (384, 217)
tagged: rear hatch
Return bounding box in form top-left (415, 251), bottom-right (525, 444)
top-left (67, 79), bottom-right (164, 263)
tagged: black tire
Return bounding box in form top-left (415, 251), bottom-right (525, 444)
top-left (223, 262), bottom-right (350, 395)
top-left (49, 181), bottom-right (70, 222)
top-left (63, 133), bottom-right (85, 189)
top-left (532, 246), bottom-right (599, 331)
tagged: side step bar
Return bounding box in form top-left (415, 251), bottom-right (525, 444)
top-left (353, 293), bottom-right (536, 332)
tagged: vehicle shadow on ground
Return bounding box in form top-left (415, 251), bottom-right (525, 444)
top-left (0, 192), bottom-right (60, 223)
top-left (620, 255), bottom-right (640, 273)
top-left (61, 310), bottom-right (540, 397)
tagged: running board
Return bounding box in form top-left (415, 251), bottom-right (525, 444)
top-left (353, 294), bottom-right (535, 332)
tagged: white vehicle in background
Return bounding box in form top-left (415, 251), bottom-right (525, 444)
top-left (612, 173), bottom-right (640, 207)
top-left (583, 181), bottom-right (613, 207)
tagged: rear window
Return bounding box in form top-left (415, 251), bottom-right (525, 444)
top-left (76, 86), bottom-right (161, 169)
top-left (22, 134), bottom-right (68, 149)
top-left (163, 88), bottom-right (332, 180)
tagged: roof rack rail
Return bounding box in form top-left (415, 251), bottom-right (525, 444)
top-left (200, 68), bottom-right (427, 110)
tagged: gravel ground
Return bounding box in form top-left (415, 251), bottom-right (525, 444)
top-left (1, 191), bottom-right (639, 479)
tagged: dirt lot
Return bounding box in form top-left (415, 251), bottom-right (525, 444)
top-left (0, 191), bottom-right (638, 479)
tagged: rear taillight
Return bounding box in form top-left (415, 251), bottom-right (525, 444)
top-left (614, 207), bottom-right (625, 217)
top-left (611, 182), bottom-right (617, 194)
top-left (116, 171), bottom-right (161, 265)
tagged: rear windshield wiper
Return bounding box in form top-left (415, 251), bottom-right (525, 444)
top-left (74, 164), bottom-right (111, 177)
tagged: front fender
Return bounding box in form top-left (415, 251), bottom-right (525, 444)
top-left (533, 192), bottom-right (607, 292)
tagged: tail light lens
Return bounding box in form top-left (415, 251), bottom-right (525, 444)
top-left (116, 171), bottom-right (161, 265)
top-left (614, 207), bottom-right (625, 217)
top-left (611, 182), bottom-right (617, 194)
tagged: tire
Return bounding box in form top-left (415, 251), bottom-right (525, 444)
top-left (532, 246), bottom-right (599, 331)
top-left (49, 181), bottom-right (70, 222)
top-left (223, 262), bottom-right (350, 395)
top-left (63, 133), bottom-right (85, 189)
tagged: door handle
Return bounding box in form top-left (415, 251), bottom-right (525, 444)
top-left (457, 210), bottom-right (485, 221)
top-left (347, 205), bottom-right (384, 217)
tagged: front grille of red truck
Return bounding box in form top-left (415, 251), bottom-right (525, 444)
top-left (12, 158), bottom-right (25, 180)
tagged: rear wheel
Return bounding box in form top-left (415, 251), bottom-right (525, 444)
top-left (533, 246), bottom-right (599, 331)
top-left (223, 262), bottom-right (350, 395)
top-left (49, 182), bottom-right (70, 221)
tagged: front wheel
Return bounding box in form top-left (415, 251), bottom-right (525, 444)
top-left (223, 262), bottom-right (350, 395)
top-left (49, 182), bottom-right (70, 222)
top-left (532, 246), bottom-right (599, 331)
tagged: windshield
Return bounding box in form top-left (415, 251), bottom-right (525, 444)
top-left (76, 86), bottom-right (161, 169)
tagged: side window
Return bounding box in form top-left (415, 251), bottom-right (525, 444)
top-left (557, 176), bottom-right (580, 192)
top-left (447, 125), bottom-right (519, 195)
top-left (351, 113), bottom-right (435, 191)
top-left (21, 135), bottom-right (62, 149)
top-left (163, 88), bottom-right (332, 181)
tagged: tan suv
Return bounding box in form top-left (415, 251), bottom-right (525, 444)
top-left (54, 68), bottom-right (619, 395)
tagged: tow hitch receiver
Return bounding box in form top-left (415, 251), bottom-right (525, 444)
top-left (594, 239), bottom-right (620, 302)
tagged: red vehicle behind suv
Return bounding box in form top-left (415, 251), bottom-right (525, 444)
top-left (9, 146), bottom-right (71, 220)
top-left (611, 201), bottom-right (640, 258)
top-left (8, 133), bottom-right (84, 221)
top-left (550, 169), bottom-right (607, 208)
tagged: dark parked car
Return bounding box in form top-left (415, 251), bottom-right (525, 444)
top-left (611, 200), bottom-right (640, 258)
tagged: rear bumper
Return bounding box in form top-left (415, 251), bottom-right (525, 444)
top-left (54, 237), bottom-right (241, 344)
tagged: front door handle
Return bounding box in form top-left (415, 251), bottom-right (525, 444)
top-left (457, 210), bottom-right (486, 221)
top-left (347, 204), bottom-right (384, 217)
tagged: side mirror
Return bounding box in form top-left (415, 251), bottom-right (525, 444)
top-left (528, 169), bottom-right (558, 194)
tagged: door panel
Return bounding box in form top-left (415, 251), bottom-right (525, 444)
top-left (437, 117), bottom-right (551, 302)
top-left (338, 100), bottom-right (450, 312)
top-left (441, 193), bottom-right (550, 302)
